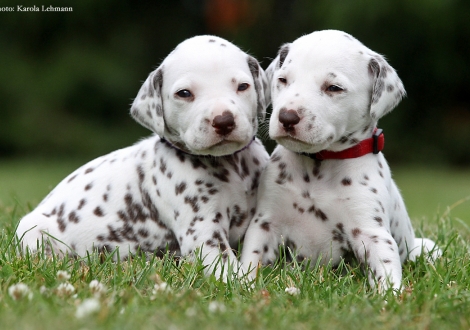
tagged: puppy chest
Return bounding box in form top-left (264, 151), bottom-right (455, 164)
top-left (151, 148), bottom-right (256, 214)
top-left (281, 220), bottom-right (348, 265)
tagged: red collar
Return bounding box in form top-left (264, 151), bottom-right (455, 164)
top-left (302, 128), bottom-right (384, 161)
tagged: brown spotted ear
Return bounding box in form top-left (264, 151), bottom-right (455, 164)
top-left (247, 56), bottom-right (269, 121)
top-left (264, 58), bottom-right (277, 90)
top-left (277, 43), bottom-right (290, 68)
top-left (368, 55), bottom-right (406, 120)
top-left (130, 66), bottom-right (165, 136)
top-left (265, 43), bottom-right (291, 100)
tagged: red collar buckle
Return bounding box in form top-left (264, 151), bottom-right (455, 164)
top-left (372, 128), bottom-right (384, 154)
top-left (302, 128), bottom-right (384, 161)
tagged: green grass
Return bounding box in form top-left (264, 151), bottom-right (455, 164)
top-left (393, 166), bottom-right (470, 225)
top-left (0, 158), bottom-right (86, 209)
top-left (0, 159), bottom-right (470, 329)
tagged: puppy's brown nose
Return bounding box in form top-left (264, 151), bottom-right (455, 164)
top-left (279, 109), bottom-right (300, 131)
top-left (212, 111), bottom-right (235, 136)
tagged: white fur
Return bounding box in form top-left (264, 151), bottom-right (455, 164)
top-left (241, 30), bottom-right (440, 291)
top-left (16, 35), bottom-right (270, 280)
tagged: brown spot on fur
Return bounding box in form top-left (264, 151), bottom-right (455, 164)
top-left (78, 199), bottom-right (86, 210)
top-left (374, 216), bottom-right (383, 225)
top-left (303, 173), bottom-right (310, 182)
top-left (94, 207), bottom-right (105, 217)
top-left (184, 196), bottom-right (199, 213)
top-left (67, 174), bottom-right (78, 183)
top-left (260, 222), bottom-right (270, 231)
top-left (315, 209), bottom-right (328, 221)
top-left (352, 228), bottom-right (361, 238)
top-left (175, 182), bottom-right (187, 195)
top-left (341, 177), bottom-right (352, 186)
top-left (68, 211), bottom-right (80, 223)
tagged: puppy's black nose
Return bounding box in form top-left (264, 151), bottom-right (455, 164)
top-left (212, 111), bottom-right (235, 136)
top-left (279, 109), bottom-right (300, 131)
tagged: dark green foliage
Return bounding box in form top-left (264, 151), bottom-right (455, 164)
top-left (0, 0), bottom-right (469, 164)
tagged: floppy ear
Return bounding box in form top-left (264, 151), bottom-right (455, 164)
top-left (368, 54), bottom-right (406, 120)
top-left (265, 57), bottom-right (278, 90)
top-left (130, 66), bottom-right (165, 136)
top-left (247, 56), bottom-right (269, 121)
top-left (265, 43), bottom-right (291, 98)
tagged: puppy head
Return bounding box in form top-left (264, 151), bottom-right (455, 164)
top-left (131, 35), bottom-right (269, 156)
top-left (267, 30), bottom-right (405, 154)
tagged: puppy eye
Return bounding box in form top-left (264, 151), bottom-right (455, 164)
top-left (175, 89), bottom-right (193, 98)
top-left (237, 83), bottom-right (250, 91)
top-left (278, 77), bottom-right (287, 84)
top-left (326, 85), bottom-right (343, 92)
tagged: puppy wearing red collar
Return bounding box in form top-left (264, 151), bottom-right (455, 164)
top-left (241, 30), bottom-right (440, 292)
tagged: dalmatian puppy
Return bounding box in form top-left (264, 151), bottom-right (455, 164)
top-left (241, 30), bottom-right (440, 291)
top-left (16, 35), bottom-right (270, 280)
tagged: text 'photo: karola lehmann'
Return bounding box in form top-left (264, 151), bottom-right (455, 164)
top-left (0, 5), bottom-right (73, 12)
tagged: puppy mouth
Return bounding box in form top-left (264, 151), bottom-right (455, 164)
top-left (193, 136), bottom-right (251, 156)
top-left (276, 135), bottom-right (309, 151)
top-left (207, 138), bottom-right (248, 154)
top-left (165, 137), bottom-right (247, 156)
top-left (276, 134), bottom-right (306, 144)
top-left (275, 135), bottom-right (328, 154)
top-left (213, 138), bottom-right (238, 148)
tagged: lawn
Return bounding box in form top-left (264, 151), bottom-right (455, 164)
top-left (0, 158), bottom-right (469, 329)
top-left (393, 166), bottom-right (470, 226)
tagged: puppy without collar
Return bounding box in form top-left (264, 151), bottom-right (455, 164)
top-left (16, 35), bottom-right (270, 280)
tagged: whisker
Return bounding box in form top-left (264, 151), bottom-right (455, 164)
top-left (257, 119), bottom-right (270, 141)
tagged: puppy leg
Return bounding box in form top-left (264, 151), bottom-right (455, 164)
top-left (389, 185), bottom-right (441, 262)
top-left (240, 216), bottom-right (280, 280)
top-left (349, 227), bottom-right (403, 292)
top-left (408, 238), bottom-right (442, 262)
top-left (176, 219), bottom-right (240, 281)
top-left (16, 213), bottom-right (68, 255)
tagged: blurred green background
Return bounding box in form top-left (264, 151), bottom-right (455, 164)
top-left (0, 0), bottom-right (469, 221)
top-left (1, 0), bottom-right (469, 164)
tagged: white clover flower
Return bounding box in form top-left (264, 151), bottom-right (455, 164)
top-left (185, 307), bottom-right (197, 317)
top-left (149, 282), bottom-right (170, 300)
top-left (208, 301), bottom-right (226, 313)
top-left (152, 282), bottom-right (169, 294)
top-left (56, 270), bottom-right (71, 282)
top-left (285, 286), bottom-right (300, 296)
top-left (75, 298), bottom-right (101, 319)
top-left (57, 282), bottom-right (75, 296)
top-left (40, 285), bottom-right (48, 295)
top-left (89, 280), bottom-right (106, 296)
top-left (8, 283), bottom-right (33, 301)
